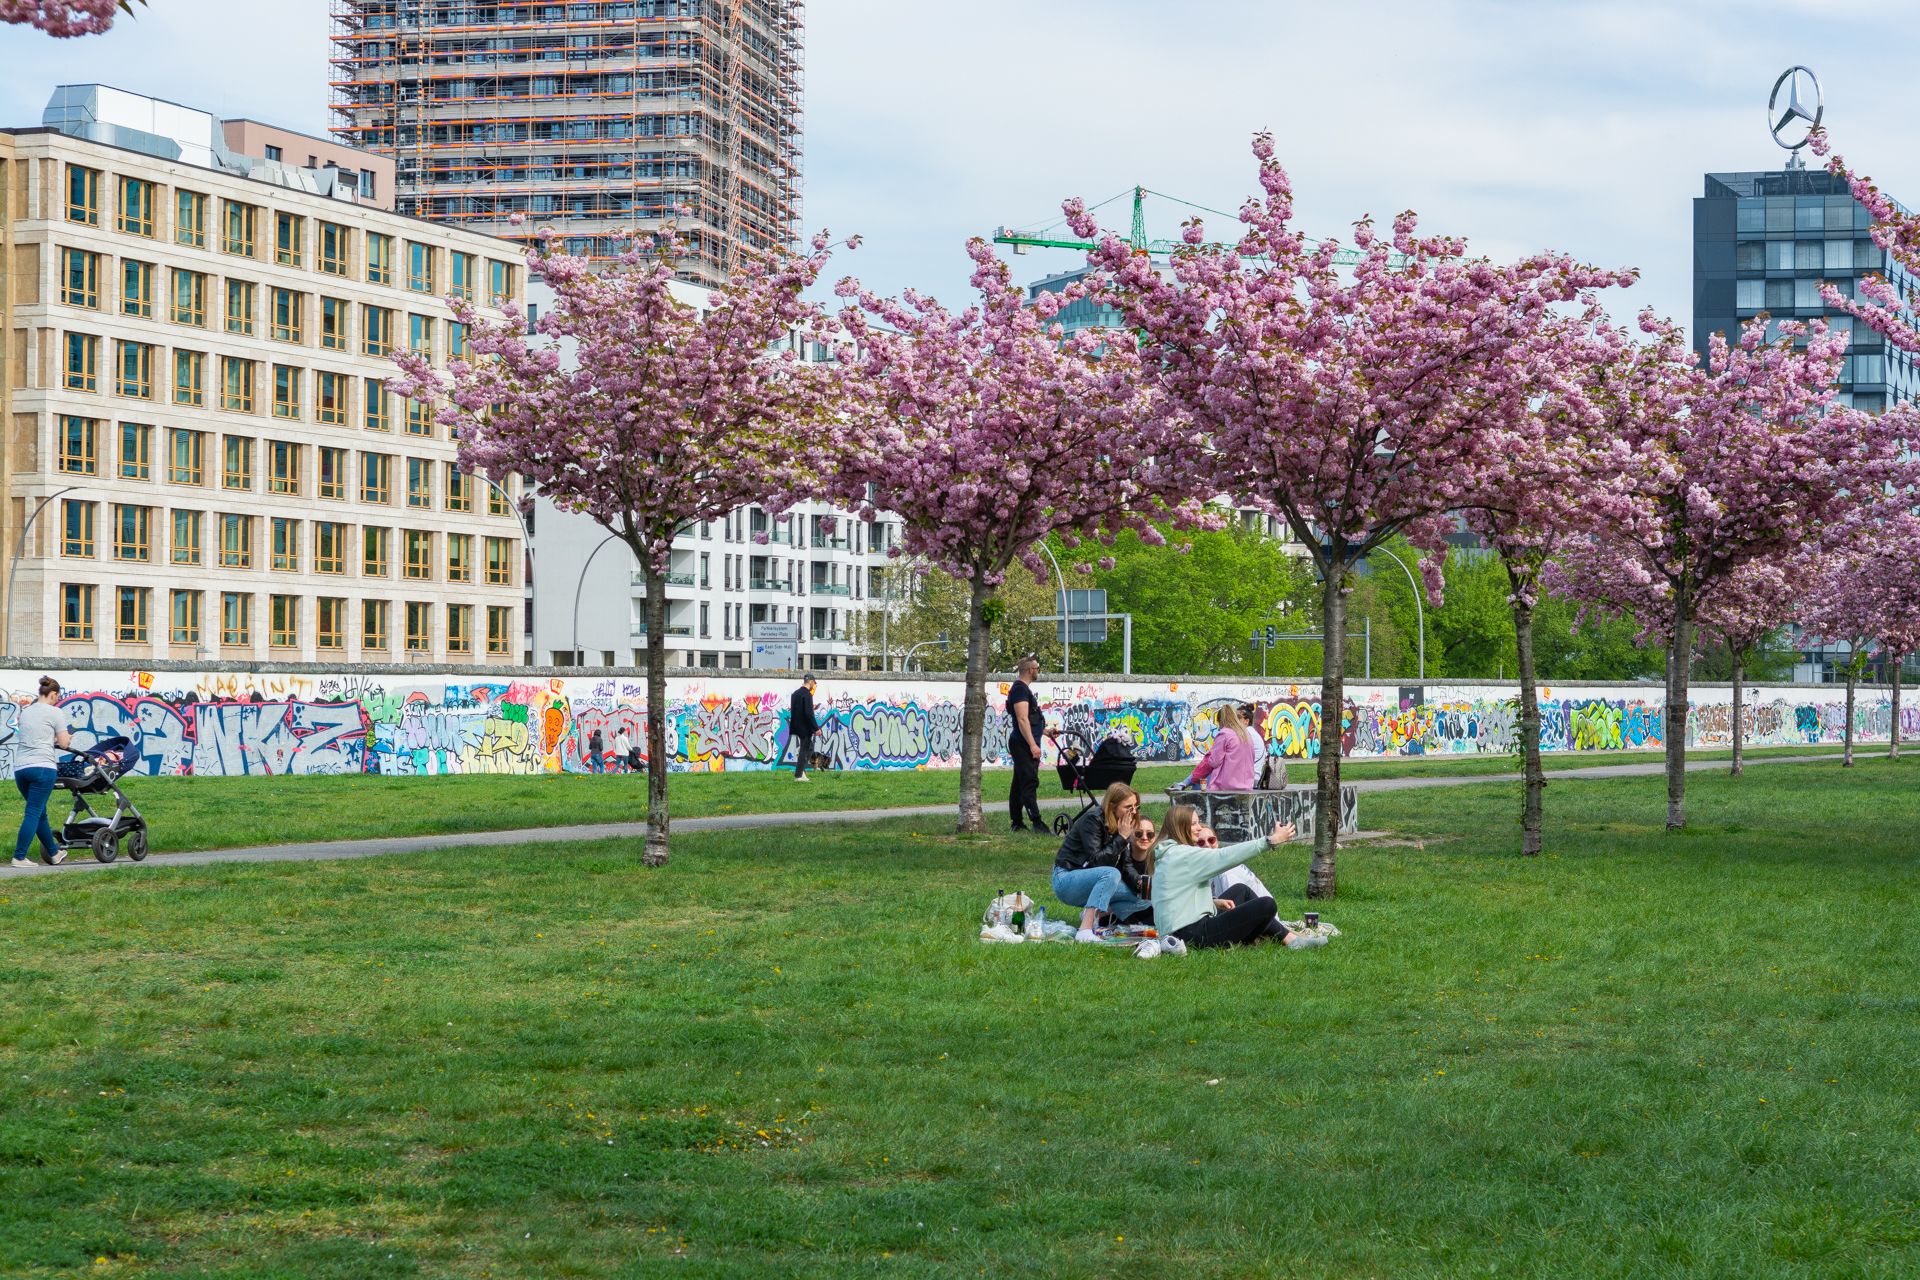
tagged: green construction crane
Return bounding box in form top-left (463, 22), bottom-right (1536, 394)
top-left (993, 184), bottom-right (1420, 269)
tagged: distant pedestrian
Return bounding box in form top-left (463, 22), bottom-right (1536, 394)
top-left (12, 676), bottom-right (73, 868)
top-left (1241, 702), bottom-right (1282, 788)
top-left (613, 728), bottom-right (634, 774)
top-left (789, 674), bottom-right (819, 781)
top-left (1007, 655), bottom-right (1056, 834)
top-left (587, 727), bottom-right (605, 774)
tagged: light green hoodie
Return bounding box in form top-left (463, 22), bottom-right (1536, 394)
top-left (1151, 835), bottom-right (1274, 936)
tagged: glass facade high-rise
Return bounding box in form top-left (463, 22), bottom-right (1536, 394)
top-left (1694, 168), bottom-right (1919, 411)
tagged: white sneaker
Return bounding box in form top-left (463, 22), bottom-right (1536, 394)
top-left (48, 849), bottom-right (66, 865)
top-left (1075, 928), bottom-right (1099, 944)
top-left (793, 774), bottom-right (809, 782)
top-left (1160, 936), bottom-right (1187, 956)
top-left (1134, 939), bottom-right (1161, 959)
top-left (980, 924), bottom-right (1023, 944)
top-left (9, 858), bottom-right (34, 870)
top-left (1285, 932), bottom-right (1328, 950)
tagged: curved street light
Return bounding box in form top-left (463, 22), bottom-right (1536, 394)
top-left (4, 485), bottom-right (78, 658)
top-left (1369, 549), bottom-right (1425, 681)
top-left (1035, 540), bottom-right (1072, 678)
top-left (570, 532), bottom-right (625, 666)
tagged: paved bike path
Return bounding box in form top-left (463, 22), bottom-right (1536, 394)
top-left (12, 752), bottom-right (1846, 875)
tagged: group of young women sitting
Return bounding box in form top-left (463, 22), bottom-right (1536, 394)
top-left (1049, 781), bottom-right (1320, 950)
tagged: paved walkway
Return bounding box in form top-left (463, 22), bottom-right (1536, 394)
top-left (14, 751), bottom-right (1845, 876)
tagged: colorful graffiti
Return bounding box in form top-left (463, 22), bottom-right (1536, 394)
top-left (0, 668), bottom-right (1907, 780)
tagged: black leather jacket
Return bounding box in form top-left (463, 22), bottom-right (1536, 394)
top-left (1054, 806), bottom-right (1149, 897)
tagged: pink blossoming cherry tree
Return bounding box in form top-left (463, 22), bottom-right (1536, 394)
top-left (1071, 132), bottom-right (1633, 896)
top-left (393, 228), bottom-right (850, 866)
top-left (1695, 557), bottom-right (1801, 778)
top-left (1800, 506), bottom-right (1920, 764)
top-left (829, 237), bottom-right (1201, 835)
top-left (0, 0), bottom-right (130, 35)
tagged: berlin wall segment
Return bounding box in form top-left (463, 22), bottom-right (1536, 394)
top-left (0, 661), bottom-right (1897, 780)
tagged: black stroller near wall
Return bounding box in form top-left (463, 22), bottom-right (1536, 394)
top-left (1050, 731), bottom-right (1138, 836)
top-left (54, 736), bottom-right (150, 863)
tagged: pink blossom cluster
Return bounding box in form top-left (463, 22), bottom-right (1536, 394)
top-left (1812, 129), bottom-right (1920, 354)
top-left (0, 0), bottom-right (118, 35)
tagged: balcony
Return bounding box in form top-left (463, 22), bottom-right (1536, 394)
top-left (751, 526), bottom-right (792, 545)
top-left (750, 577), bottom-right (791, 592)
top-left (810, 582), bottom-right (851, 597)
top-left (810, 533), bottom-right (851, 550)
top-left (631, 624), bottom-right (695, 638)
top-left (810, 627), bottom-right (848, 642)
top-left (630, 571), bottom-right (697, 588)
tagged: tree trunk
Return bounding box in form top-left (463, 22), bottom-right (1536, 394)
top-left (1730, 654), bottom-right (1745, 778)
top-left (1307, 563), bottom-right (1347, 899)
top-left (954, 578), bottom-right (993, 835)
top-left (1891, 656), bottom-right (1903, 761)
top-left (1512, 594), bottom-right (1544, 857)
top-left (1844, 668), bottom-right (1856, 768)
top-left (642, 566), bottom-right (670, 867)
top-left (1664, 586), bottom-right (1693, 831)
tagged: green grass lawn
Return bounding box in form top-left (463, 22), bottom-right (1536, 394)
top-left (3, 757), bottom-right (1917, 1276)
top-left (66, 741), bottom-right (1852, 855)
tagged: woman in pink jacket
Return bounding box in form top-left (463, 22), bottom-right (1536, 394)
top-left (1184, 704), bottom-right (1257, 791)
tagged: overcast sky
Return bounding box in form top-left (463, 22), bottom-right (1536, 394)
top-left (4, 0), bottom-right (1915, 333)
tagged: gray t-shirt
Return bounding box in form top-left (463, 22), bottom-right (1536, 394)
top-left (14, 700), bottom-right (69, 771)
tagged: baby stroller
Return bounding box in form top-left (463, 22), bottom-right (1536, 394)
top-left (54, 736), bottom-right (149, 863)
top-left (1050, 730), bottom-right (1138, 836)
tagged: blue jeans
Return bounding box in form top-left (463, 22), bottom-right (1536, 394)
top-left (1051, 865), bottom-right (1151, 923)
top-left (589, 751), bottom-right (604, 774)
top-left (13, 767), bottom-right (58, 863)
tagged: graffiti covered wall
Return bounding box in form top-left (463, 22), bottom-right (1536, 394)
top-left (0, 666), bottom-right (1902, 779)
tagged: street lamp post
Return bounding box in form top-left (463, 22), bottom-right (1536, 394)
top-left (1035, 540), bottom-right (1071, 677)
top-left (472, 473), bottom-right (536, 665)
top-left (1370, 550), bottom-right (1426, 681)
top-left (4, 486), bottom-right (78, 658)
top-left (570, 532), bottom-right (624, 666)
top-left (902, 634), bottom-right (953, 672)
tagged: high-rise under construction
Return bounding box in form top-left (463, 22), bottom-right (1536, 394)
top-left (328, 0), bottom-right (803, 287)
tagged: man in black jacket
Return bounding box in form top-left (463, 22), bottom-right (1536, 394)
top-left (788, 674), bottom-right (819, 781)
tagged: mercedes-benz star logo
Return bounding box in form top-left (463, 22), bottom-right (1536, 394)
top-left (1768, 65), bottom-right (1824, 151)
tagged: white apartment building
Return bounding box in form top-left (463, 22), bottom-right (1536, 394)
top-left (1, 86), bottom-right (527, 663)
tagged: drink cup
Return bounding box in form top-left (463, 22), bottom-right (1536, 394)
top-left (1303, 911), bottom-right (1320, 929)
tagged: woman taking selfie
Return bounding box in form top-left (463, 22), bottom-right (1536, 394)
top-left (1152, 803), bottom-right (1308, 949)
top-left (1052, 782), bottom-right (1152, 942)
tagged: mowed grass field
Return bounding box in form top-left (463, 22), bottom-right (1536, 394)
top-left (52, 740), bottom-right (1851, 855)
top-left (2, 757), bottom-right (1917, 1277)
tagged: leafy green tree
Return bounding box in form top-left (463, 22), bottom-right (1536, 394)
top-left (1530, 592), bottom-right (1665, 682)
top-left (870, 564), bottom-right (1059, 673)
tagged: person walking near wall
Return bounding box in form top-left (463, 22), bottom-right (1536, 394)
top-left (11, 677), bottom-right (73, 868)
top-left (789, 674), bottom-right (819, 781)
top-left (587, 727), bottom-right (606, 774)
top-left (613, 727), bottom-right (634, 775)
top-left (1007, 655), bottom-right (1055, 834)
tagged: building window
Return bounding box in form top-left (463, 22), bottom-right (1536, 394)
top-left (362, 598), bottom-right (390, 651)
top-left (487, 479), bottom-right (512, 518)
top-left (117, 177), bottom-right (155, 236)
top-left (450, 251), bottom-right (474, 301)
top-left (361, 452), bottom-right (391, 503)
top-left (449, 321), bottom-right (469, 360)
top-left (226, 280), bottom-right (256, 335)
top-left (274, 211), bottom-right (304, 267)
top-left (120, 260), bottom-right (155, 318)
top-left (270, 288), bottom-right (304, 343)
top-left (447, 603), bottom-right (472, 654)
top-left (173, 350), bottom-right (205, 405)
top-left (268, 439), bottom-right (302, 495)
top-left (446, 465), bottom-right (473, 512)
top-left (60, 248), bottom-right (99, 308)
top-left (272, 364), bottom-right (301, 419)
top-left (170, 589), bottom-right (201, 645)
top-left (447, 532), bottom-right (472, 582)
top-left (406, 457), bottom-right (432, 509)
top-left (170, 268), bottom-right (206, 326)
top-left (316, 371), bottom-right (348, 425)
top-left (170, 509), bottom-right (202, 564)
top-left (405, 600), bottom-right (431, 652)
top-left (1826, 238), bottom-right (1856, 272)
top-left (65, 332), bottom-right (99, 392)
top-left (58, 415), bottom-right (97, 475)
top-left (61, 583), bottom-right (95, 640)
top-left (315, 521), bottom-right (346, 574)
top-left (263, 144), bottom-right (282, 161)
top-left (66, 165), bottom-right (100, 225)
top-left (405, 241), bottom-right (435, 293)
top-left (404, 397), bottom-right (433, 437)
top-left (175, 190), bottom-right (207, 247)
top-left (485, 535), bottom-right (512, 586)
top-left (222, 436), bottom-right (254, 490)
top-left (404, 529), bottom-right (434, 580)
top-left (364, 377), bottom-right (391, 431)
top-left (222, 200), bottom-right (257, 256)
top-left (319, 222), bottom-right (351, 275)
top-left (220, 591), bottom-right (251, 646)
top-left (115, 341), bottom-right (153, 399)
top-left (366, 232), bottom-right (392, 285)
top-left (118, 422), bottom-right (152, 480)
top-left (217, 512), bottom-right (253, 568)
top-left (113, 504), bottom-right (150, 561)
top-left (61, 499), bottom-right (95, 557)
top-left (220, 357), bottom-right (255, 412)
top-left (362, 525), bottom-right (390, 576)
top-left (310, 596), bottom-right (345, 651)
top-left (407, 313), bottom-right (433, 355)
top-left (488, 259), bottom-right (516, 305)
top-left (321, 296), bottom-right (349, 350)
top-left (318, 445), bottom-right (348, 499)
top-left (269, 593), bottom-right (298, 646)
top-left (487, 605), bottom-right (511, 655)
top-left (168, 428), bottom-right (204, 486)
top-left (117, 586), bottom-right (150, 642)
top-left (362, 304), bottom-right (393, 357)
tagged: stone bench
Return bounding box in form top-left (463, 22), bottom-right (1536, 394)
top-left (1165, 785), bottom-right (1359, 843)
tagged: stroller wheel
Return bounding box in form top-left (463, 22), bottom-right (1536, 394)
top-left (91, 829), bottom-right (119, 864)
top-left (125, 827), bottom-right (149, 862)
top-left (1051, 812), bottom-right (1071, 836)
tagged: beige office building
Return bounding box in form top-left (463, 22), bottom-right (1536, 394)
top-left (1, 85), bottom-right (527, 663)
